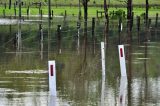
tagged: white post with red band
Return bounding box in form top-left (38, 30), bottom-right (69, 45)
top-left (118, 45), bottom-right (127, 76)
top-left (48, 61), bottom-right (57, 96)
top-left (101, 42), bottom-right (105, 76)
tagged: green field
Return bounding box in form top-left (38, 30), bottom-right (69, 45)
top-left (0, 0), bottom-right (160, 18)
top-left (0, 0), bottom-right (160, 5)
top-left (0, 6), bottom-right (159, 18)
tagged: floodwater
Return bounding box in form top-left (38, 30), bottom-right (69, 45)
top-left (0, 16), bottom-right (160, 106)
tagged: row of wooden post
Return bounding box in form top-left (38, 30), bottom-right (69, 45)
top-left (54, 13), bottom-right (158, 49)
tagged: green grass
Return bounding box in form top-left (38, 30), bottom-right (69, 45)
top-left (1, 6), bottom-right (159, 18)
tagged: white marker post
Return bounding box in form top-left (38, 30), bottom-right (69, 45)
top-left (48, 61), bottom-right (57, 96)
top-left (118, 45), bottom-right (127, 76)
top-left (101, 42), bottom-right (105, 76)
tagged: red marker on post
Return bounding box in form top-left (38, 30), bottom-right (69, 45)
top-left (118, 45), bottom-right (127, 76)
top-left (48, 61), bottom-right (57, 96)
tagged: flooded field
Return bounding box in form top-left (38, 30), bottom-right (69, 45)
top-left (0, 16), bottom-right (160, 106)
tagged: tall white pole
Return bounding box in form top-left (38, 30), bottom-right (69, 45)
top-left (48, 61), bottom-right (57, 96)
top-left (118, 45), bottom-right (127, 77)
top-left (101, 42), bottom-right (105, 76)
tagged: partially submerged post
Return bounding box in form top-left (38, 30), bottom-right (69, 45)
top-left (14, 9), bottom-right (16, 18)
top-left (4, 2), bottom-right (6, 9)
top-left (137, 16), bottom-right (140, 44)
top-left (27, 6), bottom-right (30, 19)
top-left (155, 13), bottom-right (158, 28)
top-left (118, 45), bottom-right (127, 77)
top-left (3, 9), bottom-right (5, 18)
top-left (155, 13), bottom-right (158, 39)
top-left (96, 10), bottom-right (98, 18)
top-left (101, 42), bottom-right (105, 77)
top-left (92, 18), bottom-right (95, 54)
top-left (77, 22), bottom-right (81, 54)
top-left (64, 10), bottom-right (67, 18)
top-left (39, 24), bottom-right (43, 59)
top-left (57, 25), bottom-right (62, 54)
top-left (52, 10), bottom-right (54, 18)
top-left (48, 61), bottom-right (57, 96)
top-left (118, 17), bottom-right (122, 44)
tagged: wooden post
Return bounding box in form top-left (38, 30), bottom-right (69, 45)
top-left (40, 10), bottom-right (43, 20)
top-left (27, 6), bottom-right (30, 18)
top-left (118, 17), bottom-right (122, 44)
top-left (143, 13), bottom-right (146, 22)
top-left (57, 25), bottom-right (62, 54)
top-left (39, 24), bottom-right (43, 59)
top-left (148, 18), bottom-right (151, 28)
top-left (77, 22), bottom-right (80, 54)
top-left (16, 1), bottom-right (18, 5)
top-left (101, 12), bottom-right (103, 18)
top-left (92, 18), bottom-right (95, 40)
top-left (4, 2), bottom-right (6, 9)
top-left (148, 18), bottom-right (152, 39)
top-left (27, 8), bottom-right (29, 17)
top-left (131, 12), bottom-right (134, 30)
top-left (92, 18), bottom-right (95, 54)
top-left (14, 9), bottom-right (16, 18)
top-left (155, 13), bottom-right (158, 39)
top-left (155, 13), bottom-right (158, 28)
top-left (3, 9), bottom-right (5, 18)
top-left (14, 3), bottom-right (16, 9)
top-left (39, 7), bottom-right (41, 16)
top-left (137, 16), bottom-right (140, 44)
top-left (64, 10), bottom-right (67, 17)
top-left (96, 10), bottom-right (98, 18)
top-left (52, 10), bottom-right (54, 18)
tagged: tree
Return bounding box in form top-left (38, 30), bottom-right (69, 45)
top-left (81, 0), bottom-right (89, 67)
top-left (104, 0), bottom-right (108, 19)
top-left (9, 0), bottom-right (11, 9)
top-left (81, 0), bottom-right (89, 22)
top-left (146, 0), bottom-right (149, 25)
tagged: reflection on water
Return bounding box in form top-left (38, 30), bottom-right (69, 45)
top-left (119, 77), bottom-right (127, 106)
top-left (100, 76), bottom-right (105, 106)
top-left (0, 17), bottom-right (160, 105)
